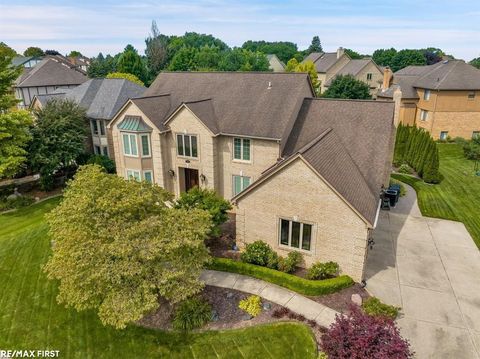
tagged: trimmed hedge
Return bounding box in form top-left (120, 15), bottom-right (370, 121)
top-left (206, 257), bottom-right (354, 296)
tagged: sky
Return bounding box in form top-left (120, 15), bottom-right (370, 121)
top-left (1, 0), bottom-right (480, 61)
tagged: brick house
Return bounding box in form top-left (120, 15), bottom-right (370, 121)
top-left (378, 59), bottom-right (480, 140)
top-left (304, 47), bottom-right (384, 96)
top-left (108, 72), bottom-right (395, 281)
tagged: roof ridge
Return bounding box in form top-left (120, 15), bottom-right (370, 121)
top-left (434, 60), bottom-right (459, 90)
top-left (183, 98), bottom-right (213, 104)
top-left (159, 71), bottom-right (309, 75)
top-left (297, 128), bottom-right (332, 154)
top-left (307, 97), bottom-right (392, 104)
top-left (131, 94), bottom-right (171, 100)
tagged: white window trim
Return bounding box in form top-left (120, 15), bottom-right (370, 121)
top-left (125, 169), bottom-right (141, 181)
top-left (440, 131), bottom-right (449, 140)
top-left (143, 170), bottom-right (153, 183)
top-left (420, 109), bottom-right (428, 121)
top-left (232, 137), bottom-right (252, 163)
top-left (277, 217), bottom-right (314, 253)
top-left (232, 174), bottom-right (251, 197)
top-left (140, 134), bottom-right (151, 158)
top-left (122, 132), bottom-right (139, 158)
top-left (176, 133), bottom-right (199, 159)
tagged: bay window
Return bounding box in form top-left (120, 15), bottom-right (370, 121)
top-left (122, 133), bottom-right (138, 156)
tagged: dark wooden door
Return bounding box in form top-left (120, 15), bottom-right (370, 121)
top-left (184, 168), bottom-right (199, 192)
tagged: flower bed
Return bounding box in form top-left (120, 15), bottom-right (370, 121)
top-left (206, 257), bottom-right (354, 296)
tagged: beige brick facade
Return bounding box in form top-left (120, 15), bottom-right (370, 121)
top-left (235, 157), bottom-right (370, 282)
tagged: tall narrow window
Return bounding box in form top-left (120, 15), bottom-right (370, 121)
top-left (141, 134), bottom-right (150, 157)
top-left (91, 119), bottom-right (99, 135)
top-left (440, 131), bottom-right (449, 141)
top-left (233, 138), bottom-right (251, 161)
top-left (143, 171), bottom-right (153, 183)
top-left (177, 134), bottom-right (198, 158)
top-left (102, 146), bottom-right (109, 156)
top-left (366, 73), bottom-right (372, 80)
top-left (420, 110), bottom-right (428, 121)
top-left (123, 133), bottom-right (137, 156)
top-left (99, 120), bottom-right (106, 136)
top-left (233, 175), bottom-right (251, 196)
top-left (424, 89), bottom-right (431, 100)
top-left (278, 218), bottom-right (313, 251)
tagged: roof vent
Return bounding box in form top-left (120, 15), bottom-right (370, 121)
top-left (267, 81), bottom-right (272, 89)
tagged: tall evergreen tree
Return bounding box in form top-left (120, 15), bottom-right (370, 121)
top-left (117, 45), bottom-right (147, 82)
top-left (307, 36), bottom-right (322, 54)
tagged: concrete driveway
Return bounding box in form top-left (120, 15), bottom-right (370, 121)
top-left (365, 184), bottom-right (480, 359)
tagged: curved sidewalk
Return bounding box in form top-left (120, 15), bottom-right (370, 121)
top-left (201, 269), bottom-right (339, 327)
top-left (366, 183), bottom-right (480, 359)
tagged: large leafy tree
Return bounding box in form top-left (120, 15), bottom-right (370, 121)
top-left (285, 58), bottom-right (320, 96)
top-left (307, 36), bottom-right (322, 54)
top-left (168, 46), bottom-right (199, 71)
top-left (44, 165), bottom-right (212, 329)
top-left (218, 48), bottom-right (269, 71)
top-left (23, 46), bottom-right (44, 57)
top-left (372, 48), bottom-right (397, 67)
top-left (323, 74), bottom-right (371, 100)
top-left (67, 50), bottom-right (83, 58)
top-left (87, 53), bottom-right (117, 78)
top-left (0, 51), bottom-right (33, 178)
top-left (241, 40), bottom-right (298, 63)
top-left (344, 48), bottom-right (364, 59)
top-left (106, 72), bottom-right (144, 86)
top-left (117, 45), bottom-right (147, 82)
top-left (390, 49), bottom-right (427, 72)
top-left (423, 47), bottom-right (444, 65)
top-left (0, 42), bottom-right (17, 58)
top-left (145, 21), bottom-right (171, 80)
top-left (29, 99), bottom-right (88, 189)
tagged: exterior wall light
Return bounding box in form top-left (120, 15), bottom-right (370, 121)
top-left (168, 169), bottom-right (175, 177)
top-left (200, 174), bottom-right (206, 183)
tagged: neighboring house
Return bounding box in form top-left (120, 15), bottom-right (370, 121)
top-left (378, 59), bottom-right (480, 139)
top-left (11, 56), bottom-right (43, 68)
top-left (14, 57), bottom-right (88, 108)
top-left (67, 55), bottom-right (91, 72)
top-left (107, 72), bottom-right (396, 281)
top-left (31, 78), bottom-right (145, 158)
top-left (267, 54), bottom-right (285, 72)
top-left (304, 47), bottom-right (384, 95)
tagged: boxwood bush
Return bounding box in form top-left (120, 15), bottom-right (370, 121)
top-left (362, 297), bottom-right (400, 320)
top-left (207, 257), bottom-right (353, 296)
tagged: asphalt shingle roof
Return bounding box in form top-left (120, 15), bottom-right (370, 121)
top-left (34, 78), bottom-right (145, 120)
top-left (304, 52), bottom-right (341, 73)
top-left (15, 58), bottom-right (87, 88)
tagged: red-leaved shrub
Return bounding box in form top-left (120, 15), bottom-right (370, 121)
top-left (321, 306), bottom-right (413, 359)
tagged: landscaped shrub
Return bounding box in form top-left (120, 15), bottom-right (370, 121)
top-left (241, 241), bottom-right (276, 267)
top-left (397, 163), bottom-right (412, 174)
top-left (307, 261), bottom-right (339, 280)
top-left (277, 251), bottom-right (303, 273)
top-left (175, 187), bottom-right (232, 236)
top-left (239, 295), bottom-right (262, 317)
top-left (0, 195), bottom-right (35, 211)
top-left (362, 297), bottom-right (400, 320)
top-left (173, 297), bottom-right (212, 331)
top-left (394, 123), bottom-right (440, 183)
top-left (87, 154), bottom-right (116, 174)
top-left (207, 258), bottom-right (354, 296)
top-left (322, 305), bottom-right (413, 359)
top-left (463, 138), bottom-right (480, 161)
top-left (266, 250), bottom-right (279, 269)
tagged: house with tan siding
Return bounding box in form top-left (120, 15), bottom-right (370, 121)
top-left (378, 59), bottom-right (480, 139)
top-left (107, 72), bottom-right (395, 281)
top-left (304, 47), bottom-right (384, 96)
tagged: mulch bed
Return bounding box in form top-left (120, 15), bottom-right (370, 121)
top-left (310, 283), bottom-right (370, 313)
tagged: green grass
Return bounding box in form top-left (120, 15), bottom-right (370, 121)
top-left (207, 257), bottom-right (354, 296)
top-left (392, 143), bottom-right (480, 248)
top-left (0, 199), bottom-right (318, 358)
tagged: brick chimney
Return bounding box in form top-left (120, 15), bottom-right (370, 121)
top-left (393, 87), bottom-right (402, 127)
top-left (336, 47), bottom-right (344, 59)
top-left (382, 66), bottom-right (393, 89)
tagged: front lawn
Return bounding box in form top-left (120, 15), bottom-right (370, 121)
top-left (0, 199), bottom-right (317, 358)
top-left (392, 143), bottom-right (480, 248)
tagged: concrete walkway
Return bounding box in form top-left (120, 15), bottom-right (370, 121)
top-left (365, 183), bottom-right (480, 359)
top-left (201, 270), bottom-right (339, 327)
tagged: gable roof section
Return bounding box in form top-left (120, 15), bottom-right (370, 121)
top-left (15, 58), bottom-right (87, 87)
top-left (324, 59), bottom-right (382, 86)
top-left (130, 94), bottom-right (172, 131)
top-left (304, 52), bottom-right (347, 73)
top-left (377, 75), bottom-right (420, 99)
top-left (31, 78), bottom-right (145, 120)
top-left (283, 98), bottom-right (395, 195)
top-left (143, 72), bottom-right (314, 139)
top-left (183, 99), bottom-right (220, 134)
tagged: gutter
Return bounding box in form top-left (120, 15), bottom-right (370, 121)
top-left (372, 199), bottom-right (382, 229)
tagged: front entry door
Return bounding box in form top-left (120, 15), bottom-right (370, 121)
top-left (184, 168), bottom-right (199, 192)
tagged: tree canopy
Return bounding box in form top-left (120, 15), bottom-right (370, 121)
top-left (469, 57), bottom-right (480, 69)
top-left (106, 72), bottom-right (144, 86)
top-left (0, 50), bottom-right (32, 178)
top-left (323, 74), bottom-right (371, 100)
top-left (0, 42), bottom-right (17, 58)
top-left (306, 36), bottom-right (322, 54)
top-left (67, 50), bottom-right (83, 58)
top-left (87, 53), bottom-right (117, 78)
top-left (286, 58), bottom-right (320, 96)
top-left (344, 48), bottom-right (363, 59)
top-left (241, 40), bottom-right (298, 63)
top-left (23, 46), bottom-right (44, 57)
top-left (117, 45), bottom-right (147, 83)
top-left (44, 165), bottom-right (212, 329)
top-left (29, 99), bottom-right (88, 189)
